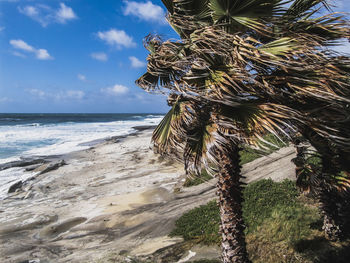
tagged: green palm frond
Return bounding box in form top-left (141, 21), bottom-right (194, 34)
top-left (152, 97), bottom-right (185, 153)
top-left (152, 103), bottom-right (180, 150)
top-left (283, 13), bottom-right (349, 43)
top-left (285, 0), bottom-right (330, 18)
top-left (209, 0), bottom-right (285, 33)
top-left (329, 172), bottom-right (350, 192)
top-left (184, 117), bottom-right (218, 174)
top-left (258, 37), bottom-right (300, 56)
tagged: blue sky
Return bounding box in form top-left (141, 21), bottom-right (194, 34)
top-left (0, 0), bottom-right (349, 113)
top-left (0, 0), bottom-right (177, 113)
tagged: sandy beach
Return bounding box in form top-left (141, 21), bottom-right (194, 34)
top-left (0, 128), bottom-right (296, 263)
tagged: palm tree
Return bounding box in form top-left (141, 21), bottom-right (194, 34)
top-left (146, 94), bottom-right (295, 263)
top-left (292, 127), bottom-right (350, 240)
top-left (136, 0), bottom-right (350, 261)
top-left (288, 52), bottom-right (350, 239)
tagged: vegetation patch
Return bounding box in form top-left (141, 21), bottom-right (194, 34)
top-left (171, 179), bottom-right (350, 262)
top-left (170, 199), bottom-right (220, 244)
top-left (243, 179), bottom-right (299, 233)
top-left (183, 169), bottom-right (213, 187)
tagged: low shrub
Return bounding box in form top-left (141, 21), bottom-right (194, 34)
top-left (242, 179), bottom-right (299, 233)
top-left (170, 200), bottom-right (220, 245)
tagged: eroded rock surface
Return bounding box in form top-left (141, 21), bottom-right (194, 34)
top-left (0, 130), bottom-right (296, 263)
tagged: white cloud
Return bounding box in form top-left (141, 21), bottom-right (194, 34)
top-left (101, 84), bottom-right (129, 96)
top-left (35, 48), bottom-right (53, 60)
top-left (56, 3), bottom-right (77, 23)
top-left (10, 39), bottom-right (53, 60)
top-left (97, 29), bottom-right (136, 49)
top-left (129, 56), bottom-right (146, 68)
top-left (91, 52), bottom-right (108, 61)
top-left (18, 3), bottom-right (77, 27)
top-left (10, 39), bottom-right (34, 52)
top-left (29, 89), bottom-right (85, 100)
top-left (123, 1), bottom-right (166, 24)
top-left (77, 74), bottom-right (86, 81)
top-left (18, 5), bottom-right (50, 27)
top-left (20, 5), bottom-right (39, 16)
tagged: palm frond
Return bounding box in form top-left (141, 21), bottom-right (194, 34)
top-left (209, 0), bottom-right (285, 33)
top-left (184, 116), bottom-right (218, 174)
top-left (285, 0), bottom-right (330, 18)
top-left (152, 97), bottom-right (185, 154)
top-left (161, 0), bottom-right (174, 14)
top-left (136, 0), bottom-right (350, 183)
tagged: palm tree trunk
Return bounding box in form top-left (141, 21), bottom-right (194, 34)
top-left (215, 143), bottom-right (251, 263)
top-left (292, 136), bottom-right (307, 183)
top-left (319, 190), bottom-right (343, 241)
top-left (319, 157), bottom-right (344, 241)
top-left (297, 126), bottom-right (348, 240)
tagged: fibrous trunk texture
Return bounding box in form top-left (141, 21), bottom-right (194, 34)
top-left (299, 126), bottom-right (350, 240)
top-left (320, 158), bottom-right (346, 241)
top-left (319, 189), bottom-right (346, 241)
top-left (292, 137), bottom-right (307, 182)
top-left (320, 190), bottom-right (350, 240)
top-left (216, 144), bottom-right (251, 263)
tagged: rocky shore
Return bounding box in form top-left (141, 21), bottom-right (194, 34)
top-left (0, 128), bottom-right (296, 263)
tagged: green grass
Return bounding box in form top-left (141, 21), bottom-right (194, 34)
top-left (246, 204), bottom-right (321, 263)
top-left (170, 199), bottom-right (220, 244)
top-left (243, 179), bottom-right (299, 233)
top-left (183, 169), bottom-right (213, 187)
top-left (239, 147), bottom-right (263, 165)
top-left (171, 179), bottom-right (301, 243)
top-left (170, 179), bottom-right (350, 263)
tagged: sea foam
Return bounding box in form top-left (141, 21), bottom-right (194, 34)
top-left (0, 114), bottom-right (163, 199)
top-left (0, 116), bottom-right (163, 164)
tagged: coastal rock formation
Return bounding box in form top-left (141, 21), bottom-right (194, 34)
top-left (8, 181), bottom-right (23, 193)
top-left (0, 130), bottom-right (296, 263)
top-left (0, 159), bottom-right (47, 171)
top-left (35, 160), bottom-right (67, 175)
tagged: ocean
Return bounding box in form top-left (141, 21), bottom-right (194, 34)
top-left (0, 113), bottom-right (164, 198)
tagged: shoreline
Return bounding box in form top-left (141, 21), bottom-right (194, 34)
top-left (0, 125), bottom-right (158, 199)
